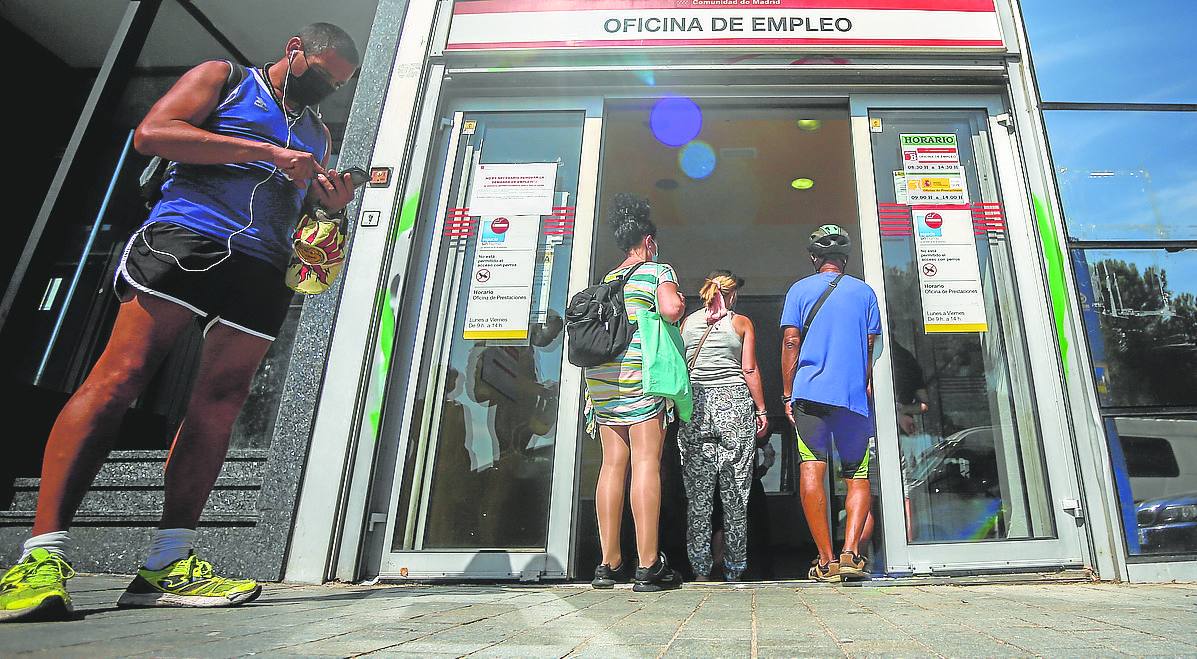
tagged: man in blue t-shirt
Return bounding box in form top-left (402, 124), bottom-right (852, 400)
top-left (780, 224), bottom-right (881, 583)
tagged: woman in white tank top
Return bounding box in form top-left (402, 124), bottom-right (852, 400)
top-left (678, 270), bottom-right (768, 581)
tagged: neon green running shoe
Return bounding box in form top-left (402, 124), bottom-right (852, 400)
top-left (116, 553), bottom-right (260, 608)
top-left (0, 548), bottom-right (75, 622)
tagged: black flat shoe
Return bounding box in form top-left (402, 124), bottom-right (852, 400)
top-left (632, 553), bottom-right (682, 592)
top-left (591, 561), bottom-right (627, 589)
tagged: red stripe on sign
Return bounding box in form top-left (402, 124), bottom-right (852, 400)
top-left (454, 0), bottom-right (997, 15)
top-left (447, 37), bottom-right (1004, 50)
top-left (912, 203), bottom-right (972, 210)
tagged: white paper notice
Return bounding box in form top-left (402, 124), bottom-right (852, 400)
top-left (912, 205), bottom-right (988, 333)
top-left (892, 171), bottom-right (908, 205)
top-left (900, 133), bottom-right (970, 204)
top-left (531, 245), bottom-right (555, 324)
top-left (467, 163), bottom-right (558, 217)
top-left (901, 134), bottom-right (962, 173)
top-left (463, 215), bottom-right (541, 341)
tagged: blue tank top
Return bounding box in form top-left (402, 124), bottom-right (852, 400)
top-left (144, 65), bottom-right (328, 271)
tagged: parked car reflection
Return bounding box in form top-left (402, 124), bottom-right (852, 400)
top-left (904, 426), bottom-right (1004, 542)
top-left (1136, 491), bottom-right (1197, 554)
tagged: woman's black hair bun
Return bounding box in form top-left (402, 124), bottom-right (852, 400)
top-left (609, 192), bottom-right (651, 228)
top-left (608, 193), bottom-right (656, 253)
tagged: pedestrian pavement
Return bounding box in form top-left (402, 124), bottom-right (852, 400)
top-left (2, 575), bottom-right (1196, 657)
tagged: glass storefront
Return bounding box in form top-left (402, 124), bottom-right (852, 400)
top-left (1025, 0), bottom-right (1197, 562)
top-left (359, 83), bottom-right (1087, 580)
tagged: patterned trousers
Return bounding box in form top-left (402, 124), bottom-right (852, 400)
top-left (678, 384), bottom-right (755, 579)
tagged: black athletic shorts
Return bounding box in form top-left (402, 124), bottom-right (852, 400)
top-left (114, 222), bottom-right (295, 341)
top-left (792, 399), bottom-right (875, 480)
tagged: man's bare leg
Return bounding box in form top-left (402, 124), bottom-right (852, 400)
top-left (159, 323), bottom-right (271, 530)
top-left (32, 294), bottom-right (195, 536)
top-left (798, 461), bottom-right (834, 565)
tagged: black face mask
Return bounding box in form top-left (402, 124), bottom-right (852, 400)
top-left (285, 52), bottom-right (336, 108)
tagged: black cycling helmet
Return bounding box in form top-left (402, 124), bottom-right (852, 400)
top-left (807, 224), bottom-right (852, 258)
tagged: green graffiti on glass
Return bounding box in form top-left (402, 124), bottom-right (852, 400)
top-left (1032, 194), bottom-right (1070, 379)
top-left (396, 189), bottom-right (421, 237)
top-left (369, 190), bottom-right (421, 437)
top-left (369, 285), bottom-right (394, 436)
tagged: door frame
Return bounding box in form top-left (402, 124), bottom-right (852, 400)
top-left (373, 97), bottom-right (605, 580)
top-left (849, 93), bottom-right (1087, 574)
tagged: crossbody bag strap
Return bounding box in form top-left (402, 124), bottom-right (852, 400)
top-left (686, 321), bottom-right (717, 371)
top-left (799, 273), bottom-right (846, 355)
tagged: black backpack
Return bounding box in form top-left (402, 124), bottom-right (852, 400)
top-left (565, 262), bottom-right (649, 367)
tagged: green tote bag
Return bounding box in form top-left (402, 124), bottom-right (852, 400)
top-left (638, 307), bottom-right (694, 423)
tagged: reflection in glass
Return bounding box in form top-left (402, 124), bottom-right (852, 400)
top-left (1045, 111), bottom-right (1197, 242)
top-left (1073, 249), bottom-right (1197, 408)
top-left (393, 112), bottom-right (584, 551)
top-left (1022, 0), bottom-right (1197, 104)
top-left (1106, 417), bottom-right (1197, 556)
top-left (870, 111), bottom-right (1056, 544)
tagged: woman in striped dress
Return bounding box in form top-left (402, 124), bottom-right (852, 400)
top-left (585, 193), bottom-right (686, 592)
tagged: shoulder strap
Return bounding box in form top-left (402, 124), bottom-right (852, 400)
top-left (687, 322), bottom-right (717, 371)
top-left (801, 273), bottom-right (846, 339)
top-left (619, 261), bottom-right (649, 285)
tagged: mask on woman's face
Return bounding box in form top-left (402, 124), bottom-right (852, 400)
top-left (285, 50), bottom-right (337, 108)
top-left (648, 238), bottom-right (659, 262)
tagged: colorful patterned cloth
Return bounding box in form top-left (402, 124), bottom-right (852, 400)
top-left (584, 261), bottom-right (678, 434)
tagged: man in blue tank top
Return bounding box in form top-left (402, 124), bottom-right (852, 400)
top-left (0, 25), bottom-right (360, 621)
top-left (780, 225), bottom-right (882, 584)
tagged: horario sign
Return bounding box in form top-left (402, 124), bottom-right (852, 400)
top-left (446, 0), bottom-right (1005, 52)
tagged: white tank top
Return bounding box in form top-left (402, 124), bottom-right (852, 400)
top-left (681, 311), bottom-right (745, 388)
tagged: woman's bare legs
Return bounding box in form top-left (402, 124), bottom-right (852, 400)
top-left (596, 424), bottom-right (631, 568)
top-left (629, 413), bottom-right (667, 568)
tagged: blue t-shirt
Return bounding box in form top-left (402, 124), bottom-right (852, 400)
top-left (780, 271), bottom-right (881, 418)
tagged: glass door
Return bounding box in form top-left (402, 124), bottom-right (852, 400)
top-left (861, 104), bottom-right (1086, 573)
top-left (377, 109), bottom-right (598, 579)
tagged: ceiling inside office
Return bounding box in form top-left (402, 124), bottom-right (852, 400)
top-left (598, 102), bottom-right (862, 296)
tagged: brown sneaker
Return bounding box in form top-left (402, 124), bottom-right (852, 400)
top-left (838, 551), bottom-right (868, 579)
top-left (808, 559), bottom-right (841, 583)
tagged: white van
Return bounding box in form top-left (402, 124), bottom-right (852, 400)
top-left (1113, 417), bottom-right (1197, 503)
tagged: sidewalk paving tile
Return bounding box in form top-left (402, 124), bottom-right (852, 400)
top-left (2, 577), bottom-right (1197, 657)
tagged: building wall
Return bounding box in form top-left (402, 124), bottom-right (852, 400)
top-left (1020, 0), bottom-right (1197, 567)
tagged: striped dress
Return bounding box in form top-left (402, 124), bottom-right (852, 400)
top-left (584, 261), bottom-right (679, 434)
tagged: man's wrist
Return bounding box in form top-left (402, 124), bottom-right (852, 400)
top-left (257, 142), bottom-right (280, 162)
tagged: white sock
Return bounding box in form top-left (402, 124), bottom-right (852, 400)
top-left (21, 531), bottom-right (71, 562)
top-left (144, 528), bottom-right (197, 570)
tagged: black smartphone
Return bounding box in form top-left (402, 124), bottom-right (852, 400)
top-left (341, 166), bottom-right (370, 187)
